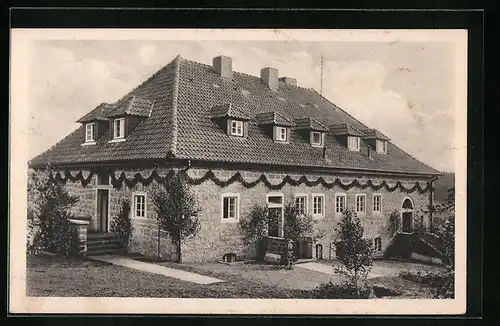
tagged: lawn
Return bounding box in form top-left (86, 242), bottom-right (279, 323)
top-left (26, 254), bottom-right (311, 298)
top-left (27, 254), bottom-right (441, 298)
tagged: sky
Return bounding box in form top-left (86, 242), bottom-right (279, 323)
top-left (27, 39), bottom-right (457, 172)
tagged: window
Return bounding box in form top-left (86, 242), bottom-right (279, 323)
top-left (133, 193), bottom-right (146, 218)
top-left (113, 118), bottom-right (125, 139)
top-left (347, 136), bottom-right (360, 151)
top-left (221, 193), bottom-right (239, 222)
top-left (376, 140), bottom-right (387, 154)
top-left (312, 194), bottom-right (325, 218)
top-left (276, 126), bottom-right (288, 142)
top-left (311, 131), bottom-right (323, 146)
top-left (294, 194), bottom-right (308, 215)
top-left (355, 194), bottom-right (366, 214)
top-left (373, 194), bottom-right (382, 213)
top-left (374, 237), bottom-right (382, 252)
top-left (85, 123), bottom-right (95, 143)
top-left (335, 193), bottom-right (346, 214)
top-left (230, 120), bottom-right (244, 136)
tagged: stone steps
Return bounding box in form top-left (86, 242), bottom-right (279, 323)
top-left (87, 233), bottom-right (126, 256)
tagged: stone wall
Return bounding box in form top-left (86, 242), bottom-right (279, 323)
top-left (181, 168), bottom-right (431, 263)
top-left (33, 167), bottom-right (432, 263)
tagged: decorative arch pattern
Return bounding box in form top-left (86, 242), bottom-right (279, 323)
top-left (47, 168), bottom-right (433, 194)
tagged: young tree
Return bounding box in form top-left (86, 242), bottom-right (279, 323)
top-left (110, 199), bottom-right (133, 248)
top-left (334, 210), bottom-right (373, 293)
top-left (151, 172), bottom-right (200, 263)
top-left (283, 201), bottom-right (315, 268)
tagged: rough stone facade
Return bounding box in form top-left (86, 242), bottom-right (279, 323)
top-left (33, 167), bottom-right (432, 263)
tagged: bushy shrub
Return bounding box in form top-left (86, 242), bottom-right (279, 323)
top-left (314, 281), bottom-right (375, 299)
top-left (398, 270), bottom-right (454, 298)
top-left (27, 167), bottom-right (80, 256)
top-left (239, 204), bottom-right (269, 261)
top-left (110, 199), bottom-right (133, 248)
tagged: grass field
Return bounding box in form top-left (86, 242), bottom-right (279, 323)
top-left (27, 254), bottom-right (439, 298)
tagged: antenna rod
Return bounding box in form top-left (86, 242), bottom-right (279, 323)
top-left (320, 54), bottom-right (324, 96)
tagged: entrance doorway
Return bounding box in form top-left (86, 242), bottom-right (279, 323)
top-left (401, 197), bottom-right (414, 233)
top-left (96, 189), bottom-right (109, 233)
top-left (315, 244), bottom-right (323, 260)
top-left (267, 194), bottom-right (284, 238)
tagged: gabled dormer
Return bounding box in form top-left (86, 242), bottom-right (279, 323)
top-left (104, 96), bottom-right (154, 143)
top-left (294, 117), bottom-right (329, 147)
top-left (362, 129), bottom-right (390, 154)
top-left (255, 111), bottom-right (296, 143)
top-left (210, 103), bottom-right (251, 137)
top-left (329, 122), bottom-right (364, 151)
top-left (77, 102), bottom-right (115, 146)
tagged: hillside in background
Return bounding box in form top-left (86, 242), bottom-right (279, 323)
top-left (434, 172), bottom-right (455, 203)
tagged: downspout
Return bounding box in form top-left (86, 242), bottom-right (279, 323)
top-left (429, 175), bottom-right (439, 233)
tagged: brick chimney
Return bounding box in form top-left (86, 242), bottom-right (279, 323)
top-left (279, 77), bottom-right (297, 86)
top-left (213, 55), bottom-right (233, 79)
top-left (261, 67), bottom-right (279, 91)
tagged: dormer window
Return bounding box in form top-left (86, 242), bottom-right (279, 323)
top-left (113, 118), bottom-right (125, 139)
top-left (275, 126), bottom-right (288, 142)
top-left (230, 120), bottom-right (244, 137)
top-left (347, 136), bottom-right (360, 151)
top-left (311, 131), bottom-right (324, 147)
top-left (376, 139), bottom-right (388, 154)
top-left (361, 128), bottom-right (390, 155)
top-left (85, 123), bottom-right (95, 143)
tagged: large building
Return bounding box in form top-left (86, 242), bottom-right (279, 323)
top-left (29, 55), bottom-right (441, 262)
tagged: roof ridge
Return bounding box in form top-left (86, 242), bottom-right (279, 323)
top-left (169, 54), bottom-right (182, 156)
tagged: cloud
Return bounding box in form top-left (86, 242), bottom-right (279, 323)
top-left (138, 45), bottom-right (157, 65)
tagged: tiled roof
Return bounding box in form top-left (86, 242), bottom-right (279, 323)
top-left (76, 103), bottom-right (115, 123)
top-left (255, 111), bottom-right (296, 127)
top-left (106, 95), bottom-right (154, 118)
top-left (362, 128), bottom-right (391, 141)
top-left (294, 117), bottom-right (330, 132)
top-left (329, 122), bottom-right (365, 137)
top-left (210, 103), bottom-right (251, 120)
top-left (29, 55), bottom-right (440, 176)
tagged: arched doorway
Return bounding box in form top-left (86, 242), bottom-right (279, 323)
top-left (401, 197), bottom-right (414, 233)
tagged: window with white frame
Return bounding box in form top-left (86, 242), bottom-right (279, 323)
top-left (113, 118), bottom-right (125, 139)
top-left (373, 194), bottom-right (382, 213)
top-left (133, 193), bottom-right (146, 218)
top-left (222, 193), bottom-right (239, 222)
top-left (275, 126), bottom-right (288, 142)
top-left (376, 139), bottom-right (387, 154)
top-left (85, 123), bottom-right (95, 142)
top-left (230, 120), bottom-right (244, 136)
top-left (355, 194), bottom-right (366, 214)
top-left (347, 136), bottom-right (360, 151)
top-left (311, 131), bottom-right (323, 146)
top-left (294, 194), bottom-right (308, 215)
top-left (335, 193), bottom-right (347, 214)
top-left (312, 194), bottom-right (325, 218)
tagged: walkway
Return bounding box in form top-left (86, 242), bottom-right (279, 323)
top-left (90, 255), bottom-right (225, 285)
